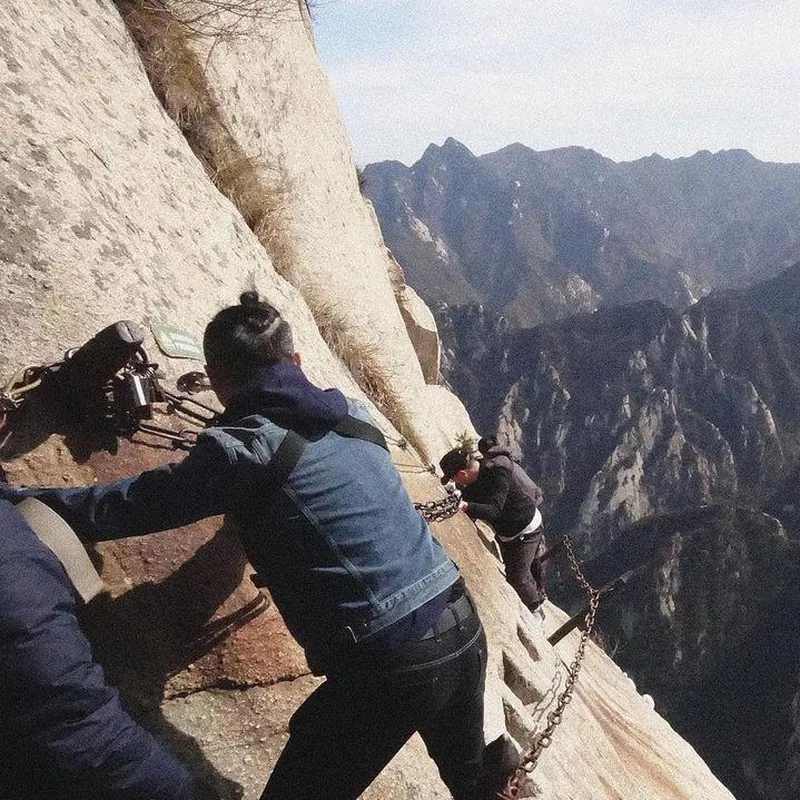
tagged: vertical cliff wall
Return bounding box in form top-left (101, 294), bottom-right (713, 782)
top-left (0, 3), bottom-right (734, 798)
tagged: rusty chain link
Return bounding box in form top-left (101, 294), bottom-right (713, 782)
top-left (500, 535), bottom-right (601, 799)
top-left (414, 490), bottom-right (462, 522)
top-left (410, 494), bottom-right (604, 798)
top-left (0, 351), bottom-right (210, 448)
top-left (0, 364), bottom-right (59, 432)
top-left (0, 365), bottom-right (54, 410)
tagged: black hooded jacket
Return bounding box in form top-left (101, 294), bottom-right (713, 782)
top-left (461, 445), bottom-right (543, 536)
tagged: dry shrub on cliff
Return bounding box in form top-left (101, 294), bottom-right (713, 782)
top-left (199, 147), bottom-right (296, 274)
top-left (132, 0), bottom-right (296, 39)
top-left (355, 166), bottom-right (367, 195)
top-left (226, 159), bottom-right (295, 269)
top-left (312, 301), bottom-right (399, 418)
top-left (115, 0), bottom-right (298, 275)
top-left (116, 2), bottom-right (207, 123)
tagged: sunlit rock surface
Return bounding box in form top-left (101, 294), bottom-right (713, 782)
top-left (0, 3), bottom-right (733, 798)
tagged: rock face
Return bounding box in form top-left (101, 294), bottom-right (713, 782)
top-left (0, 3), bottom-right (734, 799)
top-left (154, 0), bottom-right (452, 461)
top-left (363, 138), bottom-right (800, 326)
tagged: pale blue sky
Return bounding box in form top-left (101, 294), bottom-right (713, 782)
top-left (311, 0), bottom-right (800, 167)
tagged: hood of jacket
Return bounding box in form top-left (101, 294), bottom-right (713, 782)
top-left (483, 443), bottom-right (515, 464)
top-left (220, 362), bottom-right (349, 431)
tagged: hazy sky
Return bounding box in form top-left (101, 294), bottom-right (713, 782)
top-left (311, 0), bottom-right (800, 168)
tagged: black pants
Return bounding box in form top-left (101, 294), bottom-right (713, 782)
top-left (261, 597), bottom-right (487, 799)
top-left (498, 530), bottom-right (546, 613)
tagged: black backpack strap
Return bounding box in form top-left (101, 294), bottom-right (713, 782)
top-left (250, 416), bottom-right (387, 591)
top-left (264, 429), bottom-right (309, 488)
top-left (333, 415), bottom-right (388, 451)
top-left (263, 415), bottom-right (386, 488)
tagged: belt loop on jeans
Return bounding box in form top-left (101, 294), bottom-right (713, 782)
top-left (452, 594), bottom-right (468, 632)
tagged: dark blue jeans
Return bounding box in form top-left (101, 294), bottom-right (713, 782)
top-left (261, 596), bottom-right (487, 800)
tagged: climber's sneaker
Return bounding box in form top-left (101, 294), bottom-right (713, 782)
top-left (474, 733), bottom-right (520, 799)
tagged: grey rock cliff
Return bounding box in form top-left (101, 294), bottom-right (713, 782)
top-left (436, 263), bottom-right (800, 799)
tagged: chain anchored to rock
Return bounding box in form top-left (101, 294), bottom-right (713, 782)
top-left (0, 364), bottom-right (61, 436)
top-left (411, 489), bottom-right (604, 798)
top-left (500, 535), bottom-right (601, 799)
top-left (0, 321), bottom-right (216, 448)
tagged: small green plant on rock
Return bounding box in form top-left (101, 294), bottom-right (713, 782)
top-left (453, 430), bottom-right (476, 454)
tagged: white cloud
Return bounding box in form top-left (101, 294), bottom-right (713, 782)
top-left (314, 0), bottom-right (800, 166)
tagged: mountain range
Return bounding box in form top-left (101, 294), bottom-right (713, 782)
top-left (363, 139), bottom-right (800, 327)
top-left (432, 250), bottom-right (800, 800)
top-left (364, 139), bottom-right (800, 800)
top-left (437, 255), bottom-right (800, 800)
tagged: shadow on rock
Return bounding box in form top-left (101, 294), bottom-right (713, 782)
top-left (0, 391), bottom-right (120, 461)
top-left (80, 522), bottom-right (267, 799)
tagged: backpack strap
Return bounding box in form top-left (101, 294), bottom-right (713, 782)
top-left (264, 414), bottom-right (388, 489)
top-left (264, 428), bottom-right (309, 488)
top-left (250, 415), bottom-right (389, 591)
top-left (16, 498), bottom-right (108, 605)
top-left (332, 414), bottom-right (388, 451)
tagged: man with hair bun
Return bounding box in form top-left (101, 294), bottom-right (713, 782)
top-left (0, 292), bottom-right (517, 800)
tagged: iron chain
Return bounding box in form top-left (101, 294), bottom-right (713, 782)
top-left (0, 364), bottom-right (58, 431)
top-left (500, 535), bottom-right (602, 799)
top-left (414, 490), bottom-right (462, 522)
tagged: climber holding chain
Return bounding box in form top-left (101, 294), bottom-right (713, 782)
top-left (0, 292), bottom-right (517, 800)
top-left (440, 437), bottom-right (547, 616)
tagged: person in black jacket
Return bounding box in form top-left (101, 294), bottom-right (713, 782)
top-left (0, 498), bottom-right (211, 800)
top-left (440, 438), bottom-right (547, 614)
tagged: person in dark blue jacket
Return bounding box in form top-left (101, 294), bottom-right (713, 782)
top-left (0, 292), bottom-right (517, 800)
top-left (0, 498), bottom-right (209, 800)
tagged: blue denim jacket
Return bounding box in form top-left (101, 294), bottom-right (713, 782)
top-left (1, 367), bottom-right (459, 674)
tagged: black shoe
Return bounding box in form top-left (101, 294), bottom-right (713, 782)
top-left (474, 733), bottom-right (520, 799)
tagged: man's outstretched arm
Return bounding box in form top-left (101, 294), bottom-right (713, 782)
top-left (0, 434), bottom-right (239, 542)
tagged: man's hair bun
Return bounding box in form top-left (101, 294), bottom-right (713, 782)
top-left (239, 291), bottom-right (261, 307)
top-left (205, 289), bottom-right (294, 380)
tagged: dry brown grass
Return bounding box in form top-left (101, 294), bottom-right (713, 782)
top-left (310, 300), bottom-right (400, 420)
top-left (133, 0), bottom-right (296, 39)
top-left (117, 1), bottom-right (409, 431)
top-left (115, 0), bottom-right (298, 275)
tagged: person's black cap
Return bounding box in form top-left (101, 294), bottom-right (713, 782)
top-left (439, 448), bottom-right (472, 485)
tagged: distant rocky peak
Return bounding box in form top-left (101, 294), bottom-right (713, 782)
top-left (416, 137), bottom-right (477, 169)
top-left (364, 140), bottom-right (800, 327)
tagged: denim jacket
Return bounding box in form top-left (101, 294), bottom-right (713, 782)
top-left (1, 366), bottom-right (459, 674)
